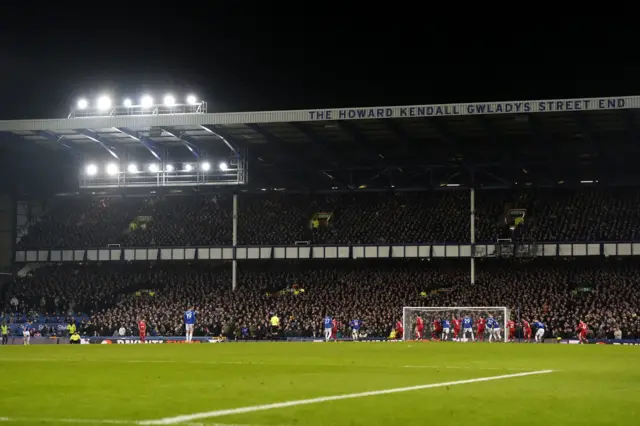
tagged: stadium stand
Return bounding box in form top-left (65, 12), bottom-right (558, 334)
top-left (3, 259), bottom-right (639, 340)
top-left (6, 95), bottom-right (640, 348)
top-left (15, 187), bottom-right (640, 250)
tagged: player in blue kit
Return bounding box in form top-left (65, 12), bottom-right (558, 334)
top-left (462, 316), bottom-right (474, 342)
top-left (487, 316), bottom-right (501, 342)
top-left (22, 321), bottom-right (31, 346)
top-left (533, 319), bottom-right (545, 343)
top-left (441, 319), bottom-right (451, 341)
top-left (184, 306), bottom-right (197, 343)
top-left (350, 319), bottom-right (361, 341)
top-left (323, 315), bottom-right (333, 341)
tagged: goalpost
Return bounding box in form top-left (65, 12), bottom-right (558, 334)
top-left (402, 306), bottom-right (511, 342)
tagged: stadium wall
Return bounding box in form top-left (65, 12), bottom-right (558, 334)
top-left (13, 241), bottom-right (639, 263)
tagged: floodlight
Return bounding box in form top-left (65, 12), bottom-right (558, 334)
top-left (123, 99), bottom-right (133, 107)
top-left (85, 164), bottom-right (98, 176)
top-left (183, 164), bottom-right (193, 172)
top-left (165, 164), bottom-right (174, 172)
top-left (186, 95), bottom-right (197, 104)
top-left (201, 162), bottom-right (211, 171)
top-left (163, 95), bottom-right (176, 106)
top-left (219, 162), bottom-right (228, 171)
top-left (140, 95), bottom-right (153, 108)
top-left (97, 95), bottom-right (112, 110)
top-left (106, 163), bottom-right (119, 176)
top-left (127, 163), bottom-right (138, 173)
top-left (77, 99), bottom-right (88, 109)
top-left (148, 163), bottom-right (159, 173)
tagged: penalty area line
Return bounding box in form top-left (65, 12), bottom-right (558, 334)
top-left (140, 369), bottom-right (554, 425)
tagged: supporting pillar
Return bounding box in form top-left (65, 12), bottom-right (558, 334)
top-left (470, 188), bottom-right (476, 284)
top-left (232, 194), bottom-right (238, 291)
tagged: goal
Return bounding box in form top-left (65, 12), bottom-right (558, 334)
top-left (402, 306), bottom-right (511, 342)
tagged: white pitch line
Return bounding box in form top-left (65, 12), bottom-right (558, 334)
top-left (139, 370), bottom-right (554, 425)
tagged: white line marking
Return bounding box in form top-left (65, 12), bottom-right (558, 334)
top-left (139, 370), bottom-right (554, 425)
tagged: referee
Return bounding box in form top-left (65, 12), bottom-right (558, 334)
top-left (1, 323), bottom-right (8, 345)
top-left (269, 314), bottom-right (280, 340)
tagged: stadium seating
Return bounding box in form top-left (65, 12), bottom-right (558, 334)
top-left (4, 259), bottom-right (639, 339)
top-left (16, 188), bottom-right (640, 250)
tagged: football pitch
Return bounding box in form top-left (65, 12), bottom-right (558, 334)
top-left (0, 343), bottom-right (638, 425)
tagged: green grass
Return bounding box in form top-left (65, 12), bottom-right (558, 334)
top-left (0, 342), bottom-right (638, 425)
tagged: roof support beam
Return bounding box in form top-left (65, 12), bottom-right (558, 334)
top-left (246, 123), bottom-right (342, 186)
top-left (114, 127), bottom-right (162, 161)
top-left (385, 120), bottom-right (413, 150)
top-left (36, 131), bottom-right (83, 160)
top-left (289, 122), bottom-right (349, 169)
top-left (337, 121), bottom-right (388, 169)
top-left (477, 116), bottom-right (515, 164)
top-left (575, 112), bottom-right (602, 158)
top-left (430, 118), bottom-right (462, 157)
top-left (158, 128), bottom-right (200, 158)
top-left (627, 110), bottom-right (640, 144)
top-left (74, 129), bottom-right (119, 159)
top-left (199, 125), bottom-right (238, 154)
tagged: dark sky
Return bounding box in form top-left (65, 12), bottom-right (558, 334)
top-left (0, 9), bottom-right (634, 120)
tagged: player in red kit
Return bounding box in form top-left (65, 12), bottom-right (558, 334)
top-left (331, 318), bottom-right (338, 341)
top-left (395, 320), bottom-right (404, 340)
top-left (432, 319), bottom-right (442, 340)
top-left (506, 319), bottom-right (516, 342)
top-left (452, 317), bottom-right (462, 341)
top-left (522, 319), bottom-right (532, 342)
top-left (476, 317), bottom-right (486, 341)
top-left (415, 316), bottom-right (424, 340)
top-left (577, 320), bottom-right (589, 344)
top-left (138, 319), bottom-right (147, 343)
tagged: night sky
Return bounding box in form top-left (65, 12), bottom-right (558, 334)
top-left (0, 10), bottom-right (633, 121)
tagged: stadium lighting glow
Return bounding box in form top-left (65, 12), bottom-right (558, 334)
top-left (163, 95), bottom-right (176, 106)
top-left (127, 163), bottom-right (138, 173)
top-left (140, 95), bottom-right (153, 108)
top-left (219, 162), bottom-right (228, 171)
top-left (123, 99), bottom-right (133, 107)
top-left (183, 164), bottom-right (193, 172)
top-left (106, 163), bottom-right (119, 176)
top-left (97, 95), bottom-right (112, 110)
top-left (77, 99), bottom-right (88, 109)
top-left (148, 163), bottom-right (159, 173)
top-left (165, 164), bottom-right (174, 172)
top-left (201, 162), bottom-right (211, 171)
top-left (186, 95), bottom-right (197, 104)
top-left (85, 164), bottom-right (98, 176)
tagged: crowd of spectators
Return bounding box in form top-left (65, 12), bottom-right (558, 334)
top-left (16, 188), bottom-right (640, 250)
top-left (3, 259), bottom-right (639, 340)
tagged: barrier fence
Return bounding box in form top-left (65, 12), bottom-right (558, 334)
top-left (14, 241), bottom-right (640, 263)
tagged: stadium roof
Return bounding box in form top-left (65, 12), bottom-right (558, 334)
top-left (2, 95), bottom-right (640, 190)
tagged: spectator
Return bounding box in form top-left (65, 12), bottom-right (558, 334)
top-left (5, 258), bottom-right (639, 340)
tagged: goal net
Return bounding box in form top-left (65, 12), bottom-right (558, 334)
top-left (402, 306), bottom-right (510, 342)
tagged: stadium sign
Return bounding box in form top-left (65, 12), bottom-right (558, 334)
top-left (306, 97), bottom-right (630, 121)
top-left (89, 336), bottom-right (224, 344)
